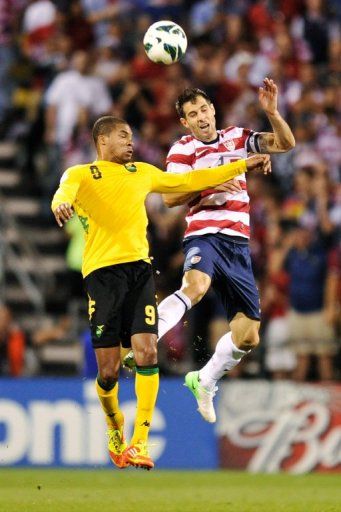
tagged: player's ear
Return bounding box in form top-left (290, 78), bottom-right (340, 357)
top-left (180, 117), bottom-right (189, 129)
top-left (98, 134), bottom-right (107, 146)
top-left (210, 103), bottom-right (215, 116)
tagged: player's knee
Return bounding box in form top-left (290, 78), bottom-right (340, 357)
top-left (183, 282), bottom-right (208, 305)
top-left (140, 345), bottom-right (157, 366)
top-left (98, 373), bottom-right (118, 390)
top-left (98, 364), bottom-right (120, 384)
top-left (135, 343), bottom-right (157, 366)
top-left (239, 330), bottom-right (260, 351)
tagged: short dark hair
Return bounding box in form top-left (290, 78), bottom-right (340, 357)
top-left (92, 116), bottom-right (127, 145)
top-left (175, 88), bottom-right (211, 118)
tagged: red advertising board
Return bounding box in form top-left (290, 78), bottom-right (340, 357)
top-left (217, 381), bottom-right (341, 473)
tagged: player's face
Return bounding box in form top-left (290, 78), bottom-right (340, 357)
top-left (102, 124), bottom-right (134, 164)
top-left (180, 96), bottom-right (217, 142)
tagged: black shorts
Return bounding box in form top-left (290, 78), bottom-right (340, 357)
top-left (84, 260), bottom-right (158, 349)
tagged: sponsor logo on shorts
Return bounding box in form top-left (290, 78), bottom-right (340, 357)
top-left (191, 255), bottom-right (201, 264)
top-left (96, 325), bottom-right (105, 338)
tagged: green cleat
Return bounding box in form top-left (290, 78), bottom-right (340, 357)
top-left (122, 349), bottom-right (136, 371)
top-left (184, 371), bottom-right (217, 423)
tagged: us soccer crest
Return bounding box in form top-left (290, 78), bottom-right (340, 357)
top-left (224, 139), bottom-right (235, 151)
top-left (191, 255), bottom-right (201, 264)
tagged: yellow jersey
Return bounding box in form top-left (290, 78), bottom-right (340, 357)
top-left (51, 159), bottom-right (247, 277)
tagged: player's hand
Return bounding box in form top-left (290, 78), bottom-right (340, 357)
top-left (259, 77), bottom-right (278, 115)
top-left (214, 178), bottom-right (242, 194)
top-left (53, 203), bottom-right (73, 227)
top-left (245, 154), bottom-right (271, 175)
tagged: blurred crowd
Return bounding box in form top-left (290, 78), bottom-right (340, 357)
top-left (0, 0), bottom-right (340, 380)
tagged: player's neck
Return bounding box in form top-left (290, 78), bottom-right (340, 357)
top-left (196, 131), bottom-right (219, 144)
top-left (96, 155), bottom-right (127, 165)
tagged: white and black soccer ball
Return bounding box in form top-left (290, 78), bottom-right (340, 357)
top-left (143, 20), bottom-right (187, 65)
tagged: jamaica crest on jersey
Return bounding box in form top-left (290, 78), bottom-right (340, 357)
top-left (223, 139), bottom-right (235, 151)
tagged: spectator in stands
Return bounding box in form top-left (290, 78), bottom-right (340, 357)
top-left (291, 0), bottom-right (334, 66)
top-left (43, 49), bottom-right (112, 212)
top-left (263, 220), bottom-right (296, 379)
top-left (0, 304), bottom-right (26, 377)
top-left (0, 0), bottom-right (22, 128)
top-left (271, 221), bottom-right (338, 381)
top-left (22, 0), bottom-right (57, 64)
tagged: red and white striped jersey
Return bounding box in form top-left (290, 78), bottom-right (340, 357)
top-left (166, 126), bottom-right (261, 239)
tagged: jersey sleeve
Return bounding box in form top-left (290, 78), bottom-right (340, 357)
top-left (51, 165), bottom-right (84, 212)
top-left (167, 161), bottom-right (193, 173)
top-left (149, 160), bottom-right (247, 194)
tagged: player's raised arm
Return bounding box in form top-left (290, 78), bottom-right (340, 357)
top-left (51, 166), bottom-right (83, 227)
top-left (257, 77), bottom-right (295, 153)
top-left (150, 154), bottom-right (271, 194)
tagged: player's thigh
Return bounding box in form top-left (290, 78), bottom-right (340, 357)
top-left (121, 262), bottom-right (158, 364)
top-left (229, 312), bottom-right (260, 347)
top-left (181, 268), bottom-right (211, 302)
top-left (182, 237), bottom-right (215, 301)
top-left (122, 261), bottom-right (158, 339)
top-left (84, 265), bottom-right (127, 349)
top-left (214, 241), bottom-right (261, 323)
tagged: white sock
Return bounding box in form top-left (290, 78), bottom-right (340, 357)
top-left (158, 290), bottom-right (192, 340)
top-left (199, 331), bottom-right (248, 390)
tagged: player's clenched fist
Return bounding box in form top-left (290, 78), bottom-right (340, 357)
top-left (53, 202), bottom-right (73, 227)
top-left (245, 154), bottom-right (271, 175)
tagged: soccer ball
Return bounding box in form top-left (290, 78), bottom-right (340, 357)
top-left (143, 20), bottom-right (187, 65)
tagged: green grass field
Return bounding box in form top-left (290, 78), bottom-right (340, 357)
top-left (0, 469), bottom-right (340, 512)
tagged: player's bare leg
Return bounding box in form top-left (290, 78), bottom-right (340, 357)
top-left (95, 347), bottom-right (128, 468)
top-left (158, 269), bottom-right (211, 339)
top-left (121, 333), bottom-right (158, 470)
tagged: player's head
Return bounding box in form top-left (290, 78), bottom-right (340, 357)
top-left (92, 116), bottom-right (133, 164)
top-left (175, 88), bottom-right (217, 142)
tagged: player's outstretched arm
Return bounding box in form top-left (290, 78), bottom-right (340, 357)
top-left (150, 154), bottom-right (271, 194)
top-left (258, 77), bottom-right (295, 153)
top-left (163, 178), bottom-right (242, 208)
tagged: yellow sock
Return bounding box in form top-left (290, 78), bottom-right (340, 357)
top-left (95, 378), bottom-right (124, 430)
top-left (131, 366), bottom-right (159, 445)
